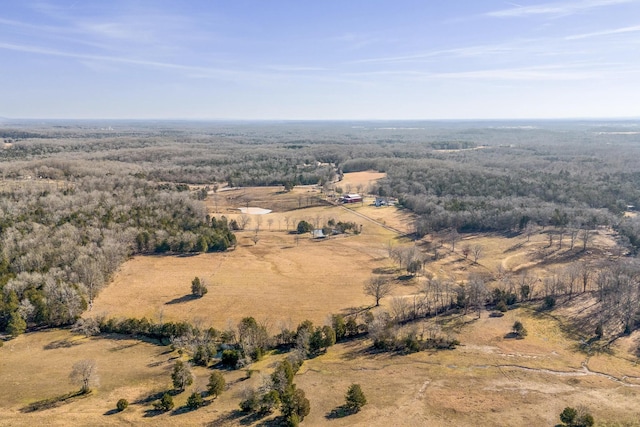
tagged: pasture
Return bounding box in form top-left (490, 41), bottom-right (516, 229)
top-left (2, 173), bottom-right (632, 426)
top-left (90, 176), bottom-right (619, 332)
top-left (3, 309), bottom-right (640, 426)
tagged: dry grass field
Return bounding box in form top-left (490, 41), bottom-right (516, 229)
top-left (288, 311), bottom-right (640, 426)
top-left (0, 329), bottom-right (282, 426)
top-left (4, 310), bottom-right (640, 426)
top-left (88, 202), bottom-right (403, 330)
top-left (335, 170), bottom-right (386, 194)
top-left (2, 173), bottom-right (637, 426)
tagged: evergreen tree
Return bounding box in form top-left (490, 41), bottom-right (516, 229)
top-left (187, 391), bottom-right (204, 409)
top-left (207, 371), bottom-right (225, 398)
top-left (345, 384), bottom-right (367, 413)
top-left (7, 311), bottom-right (26, 338)
top-left (171, 360), bottom-right (194, 391)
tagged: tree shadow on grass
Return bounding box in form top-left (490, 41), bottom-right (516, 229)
top-left (169, 394), bottom-right (214, 416)
top-left (103, 408), bottom-right (121, 416)
top-left (206, 410), bottom-right (246, 427)
top-left (165, 294), bottom-right (198, 305)
top-left (176, 253), bottom-right (200, 258)
top-left (205, 410), bottom-right (274, 427)
top-left (108, 341), bottom-right (140, 352)
top-left (43, 338), bottom-right (83, 350)
top-left (372, 266), bottom-right (401, 275)
top-left (143, 408), bottom-right (165, 418)
top-left (325, 405), bottom-right (355, 419)
top-left (254, 415), bottom-right (287, 426)
top-left (504, 332), bottom-right (523, 339)
top-left (21, 390), bottom-right (89, 413)
top-left (133, 388), bottom-right (179, 405)
top-left (170, 405), bottom-right (193, 416)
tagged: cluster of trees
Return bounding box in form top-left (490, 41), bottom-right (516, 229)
top-left (3, 120), bottom-right (640, 343)
top-left (151, 361), bottom-right (226, 413)
top-left (295, 218), bottom-right (360, 236)
top-left (367, 310), bottom-right (459, 353)
top-left (240, 357), bottom-right (310, 425)
top-left (382, 235), bottom-right (640, 340)
top-left (559, 406), bottom-right (595, 426)
top-left (0, 168), bottom-right (235, 335)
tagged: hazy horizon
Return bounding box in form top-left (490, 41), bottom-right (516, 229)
top-left (2, 1), bottom-right (640, 120)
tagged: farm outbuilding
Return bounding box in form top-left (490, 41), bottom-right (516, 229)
top-left (312, 229), bottom-right (326, 239)
top-left (340, 193), bottom-right (362, 203)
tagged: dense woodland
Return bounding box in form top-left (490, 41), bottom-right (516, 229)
top-left (1, 119), bottom-right (640, 337)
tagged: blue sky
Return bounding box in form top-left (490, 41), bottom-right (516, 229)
top-left (1, 0), bottom-right (639, 119)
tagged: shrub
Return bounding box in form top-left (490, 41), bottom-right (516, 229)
top-left (543, 295), bottom-right (556, 310)
top-left (345, 384), bottom-right (367, 413)
top-left (191, 277), bottom-right (208, 297)
top-left (594, 324), bottom-right (603, 339)
top-left (193, 343), bottom-right (217, 366)
top-left (221, 349), bottom-right (241, 368)
top-left (286, 413), bottom-right (300, 427)
top-left (512, 321), bottom-right (528, 339)
top-left (171, 360), bottom-right (194, 391)
top-left (239, 390), bottom-right (259, 413)
top-left (259, 390), bottom-right (280, 414)
top-left (495, 300), bottom-right (508, 313)
top-left (207, 371), bottom-right (226, 398)
top-left (116, 398), bottom-right (129, 412)
top-left (296, 220), bottom-right (313, 234)
top-left (559, 406), bottom-right (595, 426)
top-left (7, 312), bottom-right (26, 338)
top-left (186, 392), bottom-right (204, 409)
top-left (153, 393), bottom-right (174, 412)
top-left (281, 386), bottom-right (310, 423)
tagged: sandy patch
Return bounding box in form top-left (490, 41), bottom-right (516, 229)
top-left (238, 207), bottom-right (272, 215)
top-left (337, 170), bottom-right (386, 193)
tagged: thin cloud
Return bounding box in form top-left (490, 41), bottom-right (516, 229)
top-left (0, 41), bottom-right (322, 84)
top-left (350, 43), bottom-right (519, 65)
top-left (342, 62), bottom-right (619, 82)
top-left (0, 41), bottom-right (229, 74)
top-left (566, 24), bottom-right (640, 39)
top-left (264, 65), bottom-right (328, 72)
top-left (487, 0), bottom-right (634, 18)
top-left (432, 66), bottom-right (600, 81)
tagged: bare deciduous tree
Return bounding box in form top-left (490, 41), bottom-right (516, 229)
top-left (239, 214), bottom-right (251, 230)
top-left (468, 274), bottom-right (488, 318)
top-left (462, 244), bottom-right (470, 259)
top-left (472, 245), bottom-right (483, 264)
top-left (449, 229), bottom-right (460, 252)
top-left (70, 359), bottom-right (99, 393)
top-left (171, 360), bottom-right (194, 391)
top-left (251, 231), bottom-right (260, 246)
top-left (581, 228), bottom-right (592, 251)
top-left (568, 226), bottom-right (579, 249)
top-left (524, 222), bottom-right (536, 242)
top-left (364, 276), bottom-right (395, 307)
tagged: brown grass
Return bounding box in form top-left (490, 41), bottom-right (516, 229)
top-left (5, 306), bottom-right (640, 425)
top-left (0, 330), bottom-right (284, 426)
top-left (336, 170), bottom-right (386, 194)
top-left (89, 204), bottom-right (402, 330)
top-left (4, 177), bottom-right (634, 426)
top-left (291, 309), bottom-right (640, 426)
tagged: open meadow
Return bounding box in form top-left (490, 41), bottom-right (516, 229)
top-left (1, 176), bottom-right (633, 425)
top-left (2, 120), bottom-right (640, 427)
top-left (3, 308), bottom-right (640, 426)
